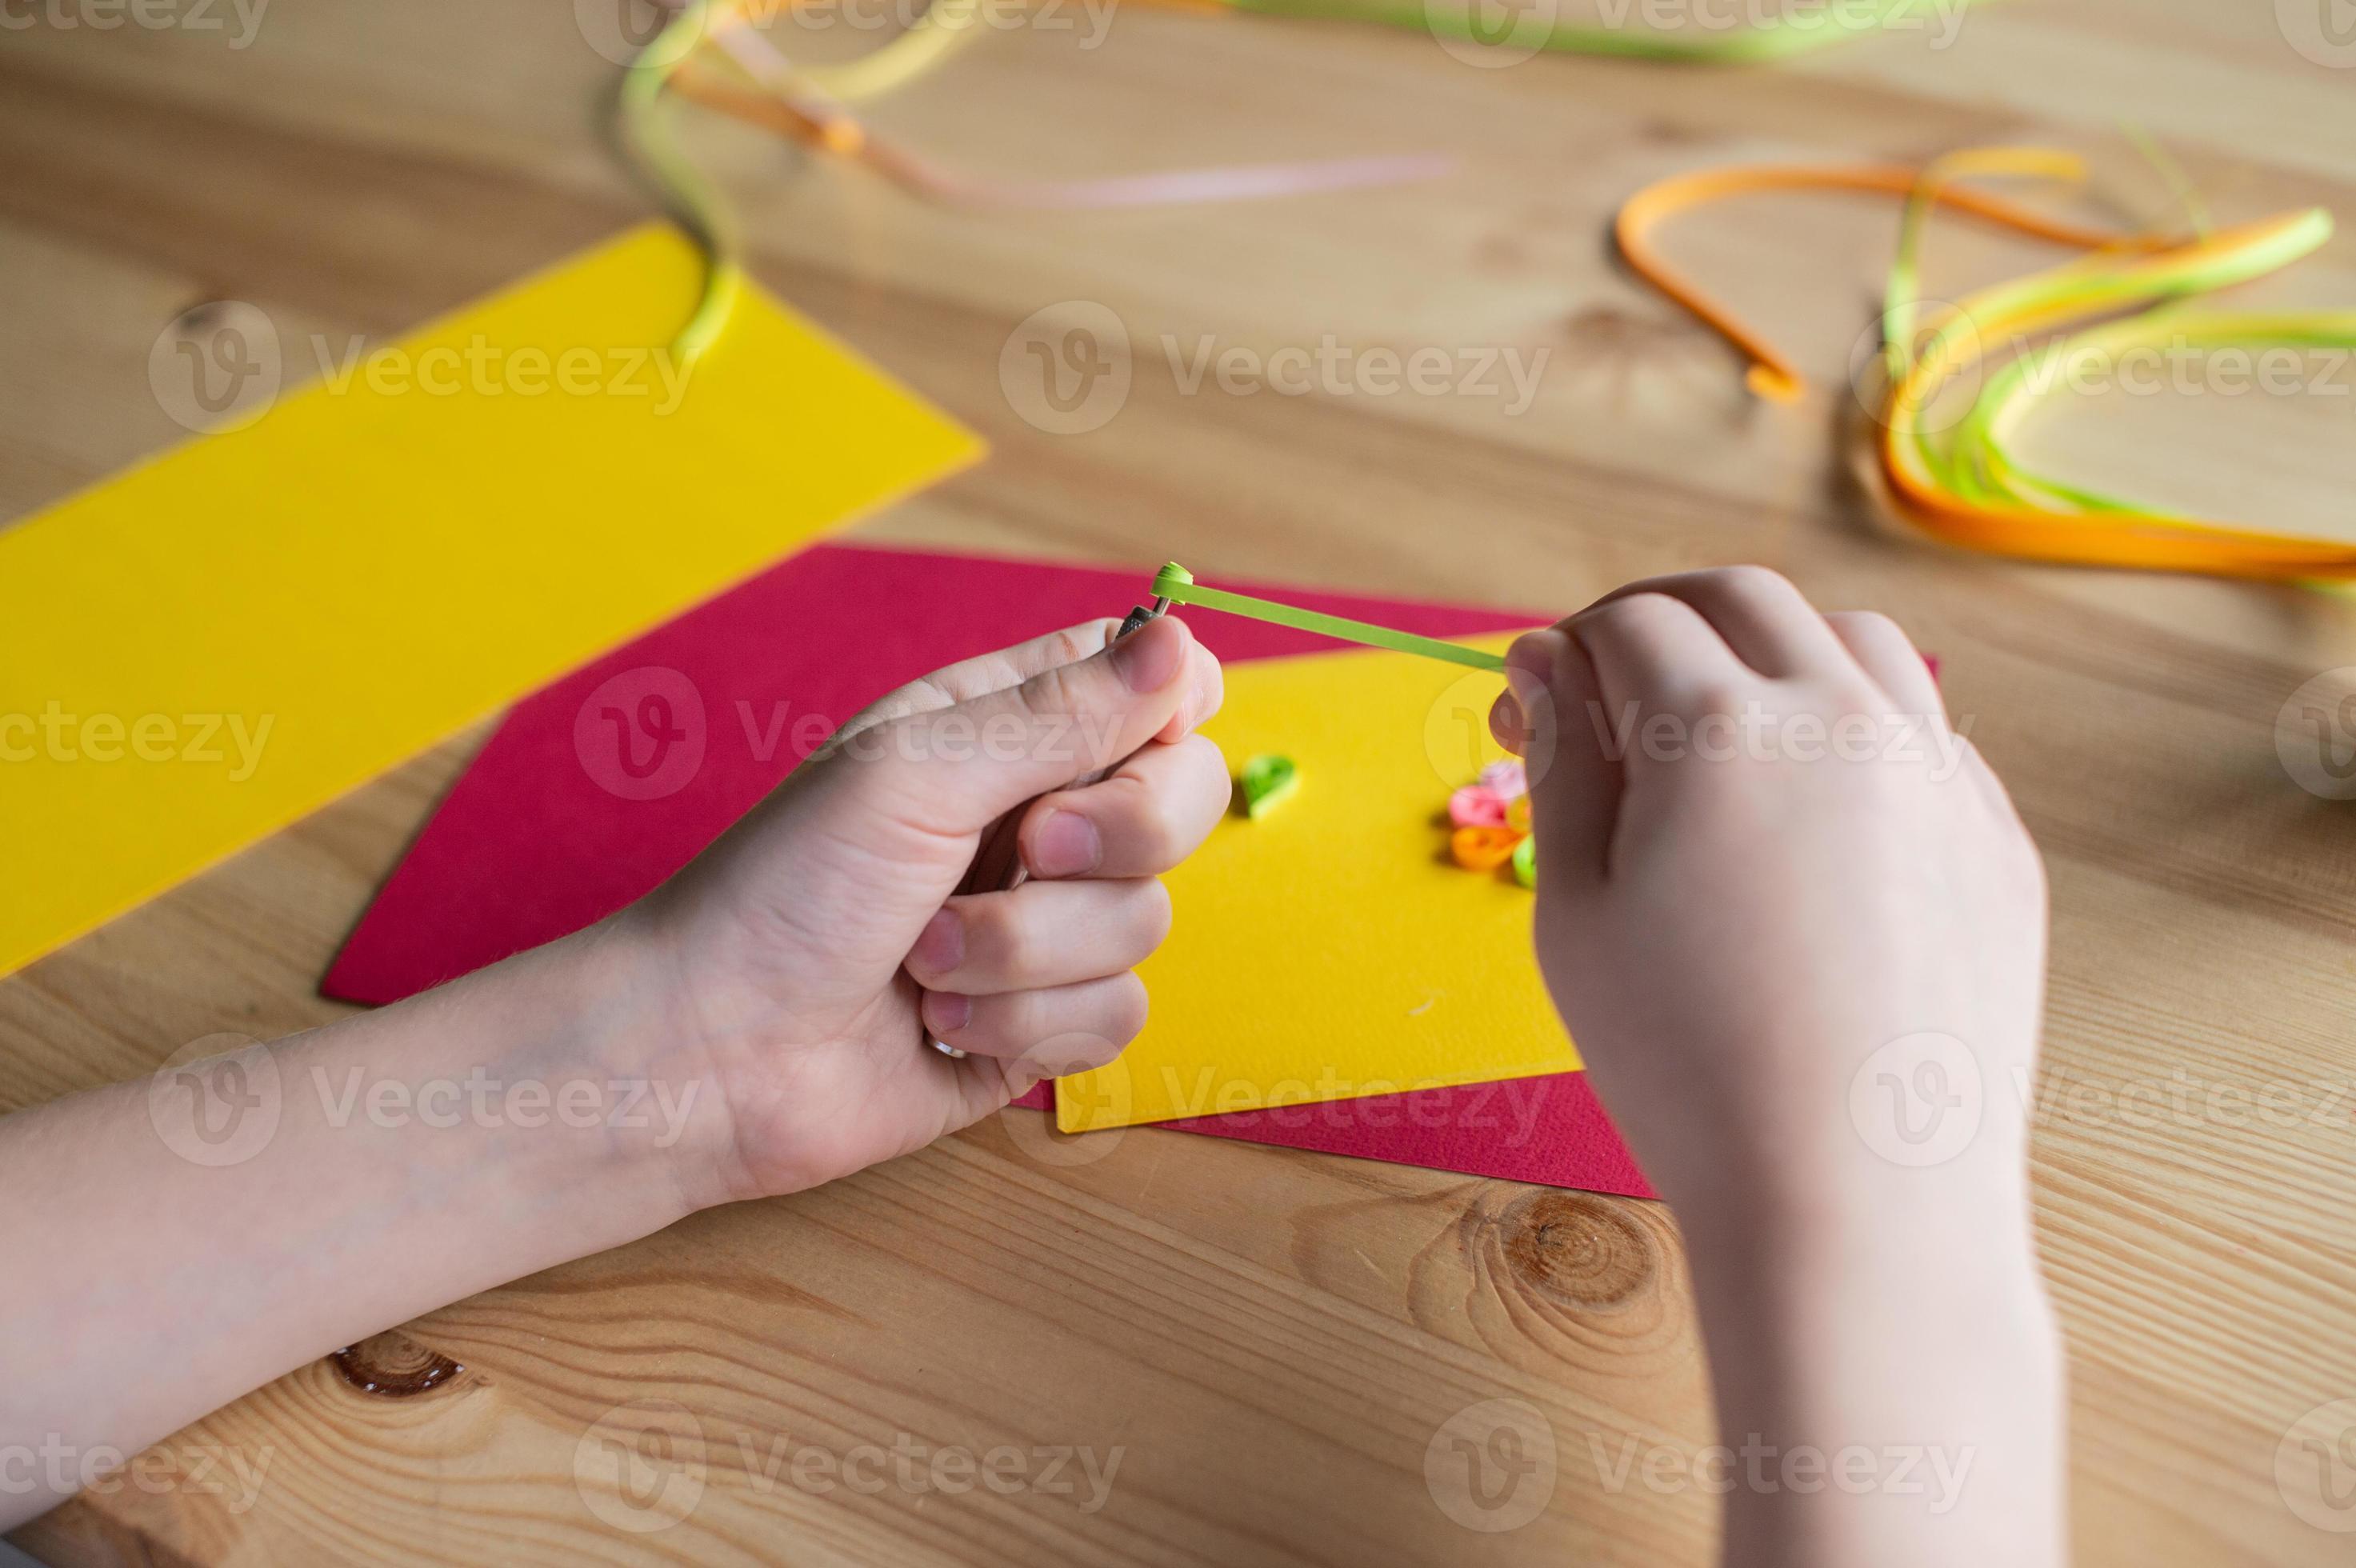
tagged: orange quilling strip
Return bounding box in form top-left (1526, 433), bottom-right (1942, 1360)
top-left (1612, 162), bottom-right (2164, 402)
top-left (1450, 826), bottom-right (1522, 872)
top-left (1617, 158), bottom-right (2356, 581)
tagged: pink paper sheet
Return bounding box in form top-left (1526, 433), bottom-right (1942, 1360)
top-left (322, 544), bottom-right (1651, 1198)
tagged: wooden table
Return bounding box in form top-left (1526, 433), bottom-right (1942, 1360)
top-left (5, 1), bottom-right (2354, 1562)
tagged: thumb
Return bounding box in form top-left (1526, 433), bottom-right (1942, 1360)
top-left (858, 614), bottom-right (1200, 835)
top-left (1509, 626), bottom-right (1620, 889)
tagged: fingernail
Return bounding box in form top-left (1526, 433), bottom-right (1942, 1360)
top-left (912, 907), bottom-right (962, 977)
top-left (1111, 618), bottom-right (1186, 693)
top-left (923, 990), bottom-right (971, 1035)
top-left (1490, 687), bottom-right (1524, 748)
top-left (1506, 629), bottom-right (1563, 682)
top-left (1029, 809), bottom-right (1102, 878)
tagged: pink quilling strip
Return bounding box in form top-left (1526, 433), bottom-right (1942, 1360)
top-left (1449, 785), bottom-right (1506, 829)
top-left (1478, 759), bottom-right (1527, 799)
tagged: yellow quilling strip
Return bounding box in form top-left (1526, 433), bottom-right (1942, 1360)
top-left (1878, 185), bottom-right (2356, 578)
top-left (1182, 0), bottom-right (1992, 62)
top-left (616, 0), bottom-right (743, 365)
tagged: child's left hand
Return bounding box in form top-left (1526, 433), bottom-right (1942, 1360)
top-left (624, 614), bottom-right (1226, 1207)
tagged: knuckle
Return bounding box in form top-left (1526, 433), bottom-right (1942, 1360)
top-left (1048, 620), bottom-right (1119, 670)
top-left (1716, 563), bottom-right (1801, 603)
top-left (1108, 974), bottom-right (1150, 1045)
top-left (1018, 662), bottom-right (1089, 726)
top-left (970, 897), bottom-right (1035, 981)
top-left (1122, 783), bottom-right (1189, 870)
top-left (1134, 878), bottom-right (1174, 950)
top-left (1833, 609), bottom-right (1906, 645)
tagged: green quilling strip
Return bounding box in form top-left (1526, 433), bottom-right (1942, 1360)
top-left (1150, 563), bottom-right (1508, 673)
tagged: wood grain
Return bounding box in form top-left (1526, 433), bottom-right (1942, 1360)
top-left (4, 0), bottom-right (2355, 1562)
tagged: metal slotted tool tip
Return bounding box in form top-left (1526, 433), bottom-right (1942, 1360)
top-left (928, 591), bottom-right (1173, 1060)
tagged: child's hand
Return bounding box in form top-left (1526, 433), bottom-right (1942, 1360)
top-left (1496, 568), bottom-right (2062, 1566)
top-left (1498, 566), bottom-right (2045, 1239)
top-left (632, 614), bottom-right (1226, 1206)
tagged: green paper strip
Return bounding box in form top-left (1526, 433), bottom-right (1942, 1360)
top-left (1230, 0), bottom-right (1988, 63)
top-left (1151, 563), bottom-right (1507, 671)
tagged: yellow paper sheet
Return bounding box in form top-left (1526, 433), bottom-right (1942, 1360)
top-left (0, 224), bottom-right (982, 980)
top-left (1058, 639), bottom-right (1580, 1132)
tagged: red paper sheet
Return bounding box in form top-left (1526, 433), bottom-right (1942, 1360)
top-left (322, 544), bottom-right (1651, 1198)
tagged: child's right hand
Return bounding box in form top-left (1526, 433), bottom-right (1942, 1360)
top-left (1497, 567), bottom-right (2047, 1256)
top-left (1498, 567), bottom-right (2063, 1566)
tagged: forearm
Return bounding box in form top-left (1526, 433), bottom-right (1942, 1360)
top-left (1676, 1187), bottom-right (2066, 1568)
top-left (0, 917), bottom-right (710, 1528)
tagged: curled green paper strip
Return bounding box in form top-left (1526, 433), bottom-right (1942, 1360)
top-left (1228, 0), bottom-right (1988, 63)
top-left (1151, 563), bottom-right (1509, 672)
top-left (1240, 754), bottom-right (1300, 818)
